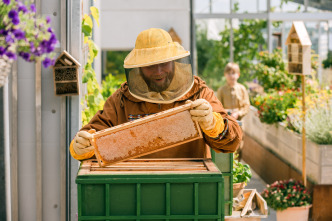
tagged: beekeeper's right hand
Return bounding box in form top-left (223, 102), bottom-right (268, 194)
top-left (72, 129), bottom-right (95, 155)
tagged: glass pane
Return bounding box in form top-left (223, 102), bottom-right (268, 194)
top-left (233, 19), bottom-right (267, 83)
top-left (194, 0), bottom-right (211, 13)
top-left (320, 22), bottom-right (329, 62)
top-left (329, 21), bottom-right (332, 51)
top-left (195, 19), bottom-right (230, 90)
top-left (271, 21), bottom-right (283, 51)
top-left (284, 21), bottom-right (292, 56)
top-left (308, 0), bottom-right (332, 12)
top-left (212, 0), bottom-right (231, 13)
top-left (319, 22), bottom-right (329, 84)
top-left (305, 22), bottom-right (320, 54)
top-left (258, 0), bottom-right (268, 12)
top-left (103, 50), bottom-right (128, 80)
top-left (270, 0), bottom-right (305, 12)
top-left (232, 0), bottom-right (258, 13)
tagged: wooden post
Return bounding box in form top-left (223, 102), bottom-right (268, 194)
top-left (285, 21), bottom-right (311, 186)
top-left (301, 75), bottom-right (307, 187)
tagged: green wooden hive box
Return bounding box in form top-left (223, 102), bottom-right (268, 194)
top-left (211, 151), bottom-right (233, 216)
top-left (76, 159), bottom-right (225, 221)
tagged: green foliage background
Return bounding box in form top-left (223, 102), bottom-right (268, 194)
top-left (104, 51), bottom-right (128, 77)
top-left (196, 19), bottom-right (267, 91)
top-left (81, 7), bottom-right (124, 125)
top-left (253, 49), bottom-right (301, 92)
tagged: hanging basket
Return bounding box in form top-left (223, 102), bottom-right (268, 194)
top-left (0, 55), bottom-right (12, 87)
top-left (0, 36), bottom-right (13, 87)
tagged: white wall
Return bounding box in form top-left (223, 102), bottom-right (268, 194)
top-left (5, 0), bottom-right (85, 220)
top-left (13, 0), bottom-right (63, 219)
top-left (98, 0), bottom-right (191, 51)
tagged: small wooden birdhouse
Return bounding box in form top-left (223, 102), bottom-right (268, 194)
top-left (53, 50), bottom-right (81, 96)
top-left (168, 28), bottom-right (182, 45)
top-left (285, 21), bottom-right (312, 75)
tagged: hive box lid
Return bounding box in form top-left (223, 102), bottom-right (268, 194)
top-left (77, 159), bottom-right (221, 176)
top-left (90, 104), bottom-right (203, 167)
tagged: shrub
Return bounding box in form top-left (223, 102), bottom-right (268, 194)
top-left (253, 49), bottom-right (300, 92)
top-left (287, 89), bottom-right (332, 144)
top-left (252, 89), bottom-right (300, 124)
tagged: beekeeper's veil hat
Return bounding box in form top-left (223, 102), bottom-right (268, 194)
top-left (124, 28), bottom-right (194, 104)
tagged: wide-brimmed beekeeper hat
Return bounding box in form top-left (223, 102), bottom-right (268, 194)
top-left (123, 28), bottom-right (194, 104)
top-left (124, 28), bottom-right (190, 68)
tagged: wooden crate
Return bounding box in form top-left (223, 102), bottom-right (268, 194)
top-left (225, 189), bottom-right (268, 221)
top-left (91, 104), bottom-right (203, 167)
top-left (76, 159), bottom-right (225, 220)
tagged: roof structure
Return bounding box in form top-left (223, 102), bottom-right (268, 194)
top-left (55, 50), bottom-right (81, 67)
top-left (285, 21), bottom-right (312, 46)
top-left (168, 27), bottom-right (182, 45)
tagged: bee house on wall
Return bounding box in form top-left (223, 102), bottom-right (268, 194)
top-left (168, 27), bottom-right (182, 45)
top-left (53, 50), bottom-right (81, 96)
top-left (286, 21), bottom-right (312, 75)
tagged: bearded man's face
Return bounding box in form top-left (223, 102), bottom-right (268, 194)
top-left (140, 61), bottom-right (174, 92)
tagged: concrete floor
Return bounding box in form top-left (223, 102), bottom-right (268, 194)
top-left (244, 161), bottom-right (277, 221)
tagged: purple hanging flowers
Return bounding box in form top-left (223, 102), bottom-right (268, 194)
top-left (18, 4), bottom-right (27, 13)
top-left (12, 29), bottom-right (25, 39)
top-left (3, 0), bottom-right (10, 6)
top-left (0, 46), bottom-right (6, 56)
top-left (1, 0), bottom-right (57, 67)
top-left (30, 4), bottom-right (35, 13)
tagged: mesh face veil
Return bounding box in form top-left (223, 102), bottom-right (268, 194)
top-left (125, 56), bottom-right (194, 104)
top-left (123, 28), bottom-right (194, 103)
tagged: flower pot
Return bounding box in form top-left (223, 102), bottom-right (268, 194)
top-left (276, 205), bottom-right (312, 221)
top-left (233, 182), bottom-right (246, 198)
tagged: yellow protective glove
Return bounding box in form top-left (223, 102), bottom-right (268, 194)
top-left (186, 99), bottom-right (225, 138)
top-left (72, 129), bottom-right (96, 156)
top-left (186, 99), bottom-right (216, 130)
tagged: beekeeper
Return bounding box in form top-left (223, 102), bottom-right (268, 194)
top-left (70, 28), bottom-right (242, 160)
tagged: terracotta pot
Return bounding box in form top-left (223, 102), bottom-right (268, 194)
top-left (276, 205), bottom-right (312, 221)
top-left (233, 182), bottom-right (246, 198)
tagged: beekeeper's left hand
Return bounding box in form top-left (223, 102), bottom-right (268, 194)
top-left (186, 99), bottom-right (216, 131)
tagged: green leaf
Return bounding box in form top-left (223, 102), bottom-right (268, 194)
top-left (82, 74), bottom-right (89, 83)
top-left (88, 95), bottom-right (95, 104)
top-left (90, 6), bottom-right (100, 27)
top-left (91, 41), bottom-right (99, 57)
top-left (83, 14), bottom-right (93, 28)
top-left (82, 14), bottom-right (93, 36)
top-left (82, 24), bottom-right (92, 37)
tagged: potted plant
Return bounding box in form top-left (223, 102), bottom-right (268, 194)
top-left (0, 0), bottom-right (57, 86)
top-left (232, 156), bottom-right (252, 198)
top-left (261, 179), bottom-right (312, 221)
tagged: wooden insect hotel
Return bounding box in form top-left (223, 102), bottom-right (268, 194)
top-left (286, 21), bottom-right (312, 75)
top-left (53, 50), bottom-right (81, 96)
top-left (168, 27), bottom-right (182, 45)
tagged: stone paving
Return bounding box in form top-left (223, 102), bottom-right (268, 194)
top-left (244, 161), bottom-right (277, 221)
